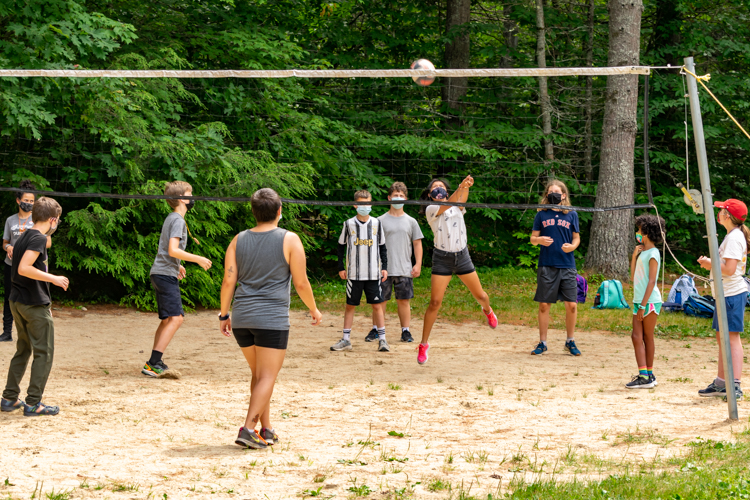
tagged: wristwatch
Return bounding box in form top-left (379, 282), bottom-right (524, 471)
top-left (218, 312), bottom-right (230, 321)
top-left (638, 304), bottom-right (647, 310)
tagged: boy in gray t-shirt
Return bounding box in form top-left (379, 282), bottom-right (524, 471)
top-left (141, 181), bottom-right (213, 378)
top-left (366, 182), bottom-right (424, 343)
top-left (0, 181), bottom-right (37, 342)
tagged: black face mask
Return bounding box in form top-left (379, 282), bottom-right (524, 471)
top-left (19, 202), bottom-right (33, 213)
top-left (186, 200), bottom-right (195, 211)
top-left (547, 192), bottom-right (562, 205)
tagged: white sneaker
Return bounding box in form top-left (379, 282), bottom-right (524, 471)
top-left (330, 338), bottom-right (353, 351)
top-left (378, 339), bottom-right (390, 352)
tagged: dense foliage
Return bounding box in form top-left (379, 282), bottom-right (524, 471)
top-left (0, 0), bottom-right (748, 306)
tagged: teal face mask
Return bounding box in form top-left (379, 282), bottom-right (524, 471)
top-left (356, 205), bottom-right (372, 216)
top-left (391, 197), bottom-right (405, 210)
top-left (636, 233), bottom-right (643, 243)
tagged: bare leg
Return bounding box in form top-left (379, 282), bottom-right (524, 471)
top-left (152, 316), bottom-right (184, 352)
top-left (631, 314), bottom-right (646, 368)
top-left (372, 304), bottom-right (385, 329)
top-left (456, 271), bottom-right (491, 311)
top-left (343, 304), bottom-right (356, 330)
top-left (241, 346), bottom-right (286, 431)
top-left (396, 299), bottom-right (411, 329)
top-left (563, 301), bottom-right (577, 339)
top-left (642, 312), bottom-right (658, 369)
top-left (538, 303), bottom-right (551, 342)
top-left (420, 275), bottom-right (453, 345)
top-left (717, 331), bottom-right (744, 382)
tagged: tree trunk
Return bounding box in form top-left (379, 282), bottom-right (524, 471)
top-left (583, 0), bottom-right (595, 181)
top-left (501, 1), bottom-right (517, 68)
top-left (585, 0), bottom-right (643, 277)
top-left (536, 0), bottom-right (554, 162)
top-left (443, 0), bottom-right (470, 119)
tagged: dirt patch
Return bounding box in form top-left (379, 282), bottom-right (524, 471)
top-left (0, 308), bottom-right (744, 498)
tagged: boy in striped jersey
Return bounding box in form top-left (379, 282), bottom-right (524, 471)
top-left (331, 190), bottom-right (389, 353)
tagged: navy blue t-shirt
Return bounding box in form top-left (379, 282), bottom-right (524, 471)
top-left (532, 209), bottom-right (580, 268)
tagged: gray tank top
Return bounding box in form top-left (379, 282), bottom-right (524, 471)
top-left (232, 228), bottom-right (291, 329)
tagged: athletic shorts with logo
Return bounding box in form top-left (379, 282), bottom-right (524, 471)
top-left (346, 279), bottom-right (384, 306)
top-left (534, 266), bottom-right (577, 303)
top-left (381, 276), bottom-right (414, 301)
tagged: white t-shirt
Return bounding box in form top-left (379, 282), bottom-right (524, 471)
top-left (426, 205), bottom-right (467, 252)
top-left (710, 227), bottom-right (748, 297)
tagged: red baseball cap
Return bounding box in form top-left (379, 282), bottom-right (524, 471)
top-left (714, 199), bottom-right (748, 221)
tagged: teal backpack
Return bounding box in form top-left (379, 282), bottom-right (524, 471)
top-left (593, 279), bottom-right (629, 309)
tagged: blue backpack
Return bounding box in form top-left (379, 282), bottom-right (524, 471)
top-left (593, 279), bottom-right (629, 309)
top-left (684, 294), bottom-right (715, 318)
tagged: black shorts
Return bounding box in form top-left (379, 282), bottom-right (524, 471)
top-left (381, 276), bottom-right (414, 301)
top-left (150, 274), bottom-right (184, 320)
top-left (432, 248), bottom-right (475, 276)
top-left (534, 266), bottom-right (577, 304)
top-left (233, 328), bottom-right (289, 349)
top-left (346, 280), bottom-right (384, 306)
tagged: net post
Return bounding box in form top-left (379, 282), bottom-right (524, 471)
top-left (643, 74), bottom-right (653, 206)
top-left (684, 56), bottom-right (739, 420)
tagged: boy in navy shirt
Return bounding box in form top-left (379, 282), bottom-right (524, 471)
top-left (529, 180), bottom-right (581, 356)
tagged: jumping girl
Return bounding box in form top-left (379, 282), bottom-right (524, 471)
top-left (417, 175), bottom-right (497, 365)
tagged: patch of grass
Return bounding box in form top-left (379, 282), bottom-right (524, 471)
top-left (387, 382), bottom-right (402, 391)
top-left (475, 384), bottom-right (483, 391)
top-left (347, 481), bottom-right (372, 497)
top-left (487, 385), bottom-right (494, 396)
top-left (427, 478), bottom-right (450, 492)
top-left (111, 482), bottom-right (139, 492)
top-left (44, 490), bottom-right (73, 500)
top-left (668, 377), bottom-right (694, 383)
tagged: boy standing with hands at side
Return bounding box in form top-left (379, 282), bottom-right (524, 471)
top-left (142, 181), bottom-right (212, 377)
top-left (1, 197), bottom-right (68, 416)
top-left (331, 190), bottom-right (389, 352)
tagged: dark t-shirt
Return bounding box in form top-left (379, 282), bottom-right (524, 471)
top-left (9, 229), bottom-right (51, 306)
top-left (532, 209), bottom-right (580, 269)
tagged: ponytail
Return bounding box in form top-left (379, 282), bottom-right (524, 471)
top-left (727, 213), bottom-right (750, 253)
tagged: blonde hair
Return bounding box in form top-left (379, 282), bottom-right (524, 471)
top-left (164, 181), bottom-right (192, 209)
top-left (538, 179), bottom-right (572, 215)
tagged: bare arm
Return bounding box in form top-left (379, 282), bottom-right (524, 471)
top-left (561, 232), bottom-right (580, 253)
top-left (18, 250), bottom-right (69, 290)
top-left (530, 230), bottom-right (553, 247)
top-left (698, 256), bottom-right (739, 276)
top-left (639, 257), bottom-right (659, 308)
top-left (218, 236), bottom-right (238, 336)
top-left (285, 232), bottom-right (322, 325)
top-left (168, 237), bottom-right (212, 270)
top-left (434, 175), bottom-right (473, 216)
top-left (46, 236), bottom-right (52, 248)
top-left (412, 239), bottom-right (423, 278)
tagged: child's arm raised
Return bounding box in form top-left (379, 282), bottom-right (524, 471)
top-left (286, 232), bottom-right (322, 325)
top-left (433, 175), bottom-right (473, 217)
top-left (168, 237), bottom-right (212, 270)
top-left (18, 250), bottom-right (68, 291)
top-left (631, 245), bottom-right (643, 283)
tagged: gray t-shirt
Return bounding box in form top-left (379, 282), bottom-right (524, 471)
top-left (150, 212), bottom-right (187, 277)
top-left (3, 213), bottom-right (35, 266)
top-left (378, 212), bottom-right (424, 277)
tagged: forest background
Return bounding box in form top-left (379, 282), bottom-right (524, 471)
top-left (0, 0), bottom-right (748, 309)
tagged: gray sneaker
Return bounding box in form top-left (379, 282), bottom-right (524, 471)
top-left (378, 339), bottom-right (390, 352)
top-left (330, 338), bottom-right (353, 351)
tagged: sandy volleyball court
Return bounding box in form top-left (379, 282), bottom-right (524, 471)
top-left (0, 307), bottom-right (745, 499)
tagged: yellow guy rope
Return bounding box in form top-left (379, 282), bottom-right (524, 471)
top-left (681, 66), bottom-right (750, 142)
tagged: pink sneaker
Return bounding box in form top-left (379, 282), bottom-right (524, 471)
top-left (483, 307), bottom-right (498, 329)
top-left (417, 343), bottom-right (430, 365)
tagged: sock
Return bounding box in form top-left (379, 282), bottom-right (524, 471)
top-left (377, 327), bottom-right (386, 341)
top-left (715, 377), bottom-right (726, 388)
top-left (372, 325), bottom-right (378, 331)
top-left (148, 350), bottom-right (163, 366)
top-left (402, 327), bottom-right (410, 332)
top-left (566, 338), bottom-right (575, 343)
top-left (343, 329), bottom-right (351, 341)
top-left (647, 367), bottom-right (653, 376)
top-left (541, 341), bottom-right (547, 347)
top-left (735, 380), bottom-right (741, 386)
top-left (639, 367), bottom-right (648, 378)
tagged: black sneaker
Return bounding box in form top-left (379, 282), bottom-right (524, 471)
top-left (155, 360), bottom-right (169, 371)
top-left (400, 330), bottom-right (414, 343)
top-left (650, 374), bottom-right (658, 386)
top-left (698, 381), bottom-right (726, 397)
top-left (0, 332), bottom-right (12, 342)
top-left (364, 328), bottom-right (379, 342)
top-left (730, 384), bottom-right (744, 401)
top-left (235, 427), bottom-right (268, 449)
top-left (625, 375), bottom-right (655, 389)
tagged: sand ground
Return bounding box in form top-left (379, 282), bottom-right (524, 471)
top-left (0, 307), bottom-right (745, 499)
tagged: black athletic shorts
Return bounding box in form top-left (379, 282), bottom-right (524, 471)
top-left (381, 276), bottom-right (414, 300)
top-left (233, 328), bottom-right (289, 349)
top-left (431, 247), bottom-right (476, 276)
top-left (150, 274), bottom-right (184, 320)
top-left (534, 266), bottom-right (577, 304)
top-left (346, 279), bottom-right (384, 306)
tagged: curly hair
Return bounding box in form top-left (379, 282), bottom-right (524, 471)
top-left (635, 214), bottom-right (666, 245)
top-left (17, 179), bottom-right (35, 200)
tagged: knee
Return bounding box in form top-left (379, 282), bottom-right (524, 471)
top-left (429, 299), bottom-right (443, 310)
top-left (172, 315), bottom-right (184, 326)
top-left (538, 303), bottom-right (550, 314)
top-left (565, 303), bottom-right (577, 314)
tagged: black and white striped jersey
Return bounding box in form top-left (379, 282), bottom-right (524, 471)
top-left (338, 217), bottom-right (386, 281)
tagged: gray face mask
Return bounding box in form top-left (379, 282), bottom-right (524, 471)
top-left (19, 201), bottom-right (33, 213)
top-left (45, 221), bottom-right (58, 236)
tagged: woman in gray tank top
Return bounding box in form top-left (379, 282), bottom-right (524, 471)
top-left (219, 188), bottom-right (322, 450)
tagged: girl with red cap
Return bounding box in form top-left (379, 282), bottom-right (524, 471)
top-left (697, 198), bottom-right (750, 400)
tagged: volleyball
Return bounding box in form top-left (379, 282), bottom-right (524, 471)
top-left (410, 58), bottom-right (435, 86)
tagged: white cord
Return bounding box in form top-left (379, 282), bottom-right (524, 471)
top-left (653, 204), bottom-right (711, 284)
top-left (682, 73), bottom-right (690, 190)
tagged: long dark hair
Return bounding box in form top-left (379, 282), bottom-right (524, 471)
top-left (17, 179), bottom-right (35, 200)
top-left (419, 178), bottom-right (451, 215)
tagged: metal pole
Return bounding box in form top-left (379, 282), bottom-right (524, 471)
top-left (684, 56), bottom-right (739, 419)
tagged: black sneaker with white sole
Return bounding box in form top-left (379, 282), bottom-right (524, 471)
top-left (698, 381), bottom-right (727, 397)
top-left (625, 375), bottom-right (655, 389)
top-left (235, 427), bottom-right (268, 449)
top-left (400, 330), bottom-right (414, 343)
top-left (364, 328), bottom-right (378, 342)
